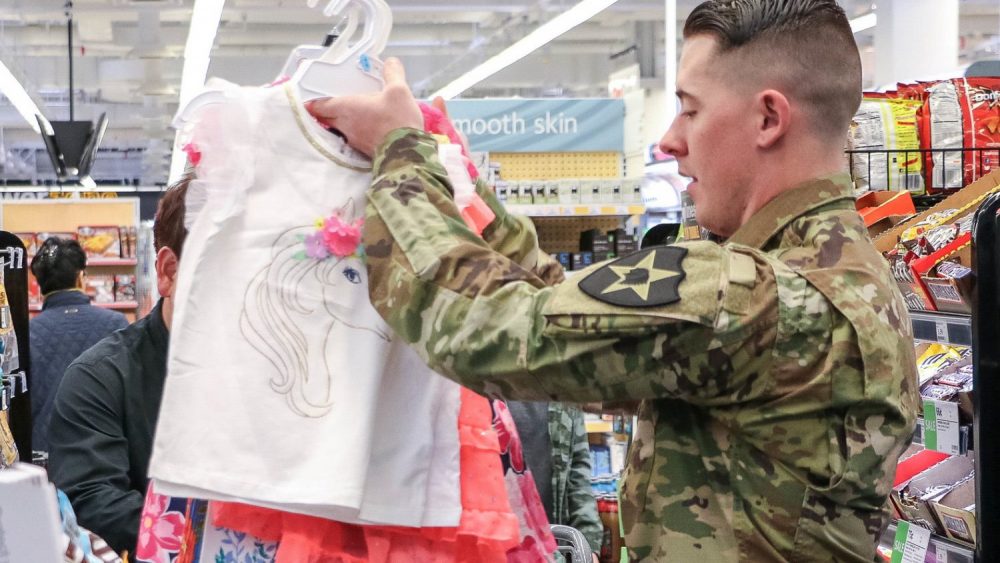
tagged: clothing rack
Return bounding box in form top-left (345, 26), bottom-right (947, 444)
top-left (0, 232), bottom-right (32, 455)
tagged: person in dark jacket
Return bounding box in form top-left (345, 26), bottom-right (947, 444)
top-left (48, 177), bottom-right (188, 553)
top-left (29, 237), bottom-right (128, 452)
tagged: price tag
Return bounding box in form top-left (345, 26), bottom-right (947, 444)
top-left (923, 400), bottom-right (961, 455)
top-left (935, 321), bottom-right (948, 343)
top-left (891, 521), bottom-right (931, 563)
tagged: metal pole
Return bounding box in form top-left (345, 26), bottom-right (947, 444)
top-left (664, 0), bottom-right (677, 124)
top-left (66, 1), bottom-right (74, 121)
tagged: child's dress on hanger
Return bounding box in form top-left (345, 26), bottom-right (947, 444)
top-left (145, 80), bottom-right (554, 562)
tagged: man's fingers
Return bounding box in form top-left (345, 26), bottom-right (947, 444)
top-left (305, 98), bottom-right (340, 122)
top-left (382, 57), bottom-right (408, 88)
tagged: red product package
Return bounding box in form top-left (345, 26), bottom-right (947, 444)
top-left (956, 77), bottom-right (1000, 185)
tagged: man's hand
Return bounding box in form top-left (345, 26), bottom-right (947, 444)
top-left (306, 57), bottom-right (423, 157)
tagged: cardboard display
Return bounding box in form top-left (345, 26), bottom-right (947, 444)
top-left (874, 169), bottom-right (1000, 254)
top-left (891, 454), bottom-right (975, 540)
top-left (931, 479), bottom-right (977, 546)
top-left (856, 190), bottom-right (916, 227)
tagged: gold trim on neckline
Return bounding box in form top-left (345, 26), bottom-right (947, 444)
top-left (283, 84), bottom-right (372, 173)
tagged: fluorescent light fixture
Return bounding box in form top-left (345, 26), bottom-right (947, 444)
top-left (169, 0), bottom-right (225, 183)
top-left (0, 59), bottom-right (44, 134)
top-left (850, 12), bottom-right (877, 34)
top-left (431, 0), bottom-right (621, 100)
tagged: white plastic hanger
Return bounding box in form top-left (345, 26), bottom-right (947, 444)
top-left (291, 0), bottom-right (394, 102)
top-left (275, 13), bottom-right (359, 82)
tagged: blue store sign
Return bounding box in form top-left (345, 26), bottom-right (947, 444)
top-left (443, 99), bottom-right (624, 153)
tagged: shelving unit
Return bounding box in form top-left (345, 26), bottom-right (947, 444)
top-left (877, 192), bottom-right (1000, 562)
top-left (87, 258), bottom-right (139, 267)
top-left (0, 198), bottom-right (142, 321)
top-left (880, 521), bottom-right (975, 563)
top-left (28, 301), bottom-right (138, 313)
top-left (912, 417), bottom-right (973, 454)
top-left (910, 311), bottom-right (973, 347)
top-left (504, 203), bottom-right (646, 218)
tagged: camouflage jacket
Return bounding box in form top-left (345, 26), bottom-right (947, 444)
top-left (363, 129), bottom-right (919, 562)
top-left (548, 403), bottom-right (604, 552)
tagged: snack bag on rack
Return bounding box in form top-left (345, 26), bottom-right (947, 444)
top-left (848, 95), bottom-right (924, 193)
top-left (956, 78), bottom-right (1000, 184)
top-left (920, 80), bottom-right (965, 192)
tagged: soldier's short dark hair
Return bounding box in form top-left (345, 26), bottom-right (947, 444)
top-left (30, 237), bottom-right (87, 295)
top-left (153, 172), bottom-right (191, 259)
top-left (684, 0), bottom-right (862, 138)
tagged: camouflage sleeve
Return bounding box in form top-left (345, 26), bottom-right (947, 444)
top-left (365, 128), bottom-right (780, 404)
top-left (565, 407), bottom-right (604, 552)
top-left (475, 179), bottom-right (566, 285)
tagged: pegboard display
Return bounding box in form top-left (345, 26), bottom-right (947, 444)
top-left (532, 216), bottom-right (625, 254)
top-left (491, 152), bottom-right (622, 180)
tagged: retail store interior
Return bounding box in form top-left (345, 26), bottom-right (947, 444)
top-left (0, 0), bottom-right (999, 561)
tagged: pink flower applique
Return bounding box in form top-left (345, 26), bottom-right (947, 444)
top-left (322, 215), bottom-right (364, 258)
top-left (136, 490), bottom-right (185, 563)
top-left (304, 231), bottom-right (331, 260)
top-left (181, 142), bottom-right (202, 167)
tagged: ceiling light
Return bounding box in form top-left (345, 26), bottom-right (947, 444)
top-left (0, 59), bottom-right (44, 134)
top-left (170, 0), bottom-right (225, 183)
top-left (850, 12), bottom-right (877, 34)
top-left (431, 0), bottom-right (621, 100)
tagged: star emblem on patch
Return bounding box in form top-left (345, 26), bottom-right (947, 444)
top-left (579, 246), bottom-right (687, 307)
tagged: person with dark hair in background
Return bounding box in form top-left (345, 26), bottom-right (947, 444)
top-left (48, 177), bottom-right (189, 553)
top-left (29, 237), bottom-right (128, 452)
top-left (309, 0), bottom-right (919, 560)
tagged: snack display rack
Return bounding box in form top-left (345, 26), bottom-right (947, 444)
top-left (854, 143), bottom-right (1000, 561)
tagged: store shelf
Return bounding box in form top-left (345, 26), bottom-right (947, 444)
top-left (913, 417), bottom-right (973, 454)
top-left (87, 258), bottom-right (138, 267)
top-left (504, 203), bottom-right (646, 217)
top-left (29, 301), bottom-right (137, 312)
top-left (878, 521), bottom-right (974, 563)
top-left (586, 420), bottom-right (614, 434)
top-left (910, 310), bottom-right (972, 347)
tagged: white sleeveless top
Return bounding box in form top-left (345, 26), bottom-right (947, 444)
top-left (148, 80), bottom-right (462, 527)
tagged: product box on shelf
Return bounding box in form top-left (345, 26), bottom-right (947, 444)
top-left (558, 179), bottom-right (581, 204)
top-left (625, 178), bottom-right (644, 204)
top-left (572, 252), bottom-right (594, 270)
top-left (85, 275), bottom-right (116, 304)
top-left (891, 453), bottom-right (975, 538)
top-left (912, 234), bottom-right (974, 314)
top-left (552, 252), bottom-right (572, 271)
top-left (495, 181), bottom-right (509, 203)
top-left (77, 226), bottom-right (122, 259)
top-left (610, 229), bottom-right (638, 256)
top-left (866, 214), bottom-right (913, 239)
top-left (545, 181), bottom-right (560, 205)
top-left (36, 231), bottom-right (77, 246)
top-left (532, 182), bottom-right (547, 205)
top-left (931, 479), bottom-right (977, 546)
top-left (114, 274), bottom-right (137, 303)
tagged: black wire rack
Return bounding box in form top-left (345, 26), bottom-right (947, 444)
top-left (846, 148), bottom-right (1000, 209)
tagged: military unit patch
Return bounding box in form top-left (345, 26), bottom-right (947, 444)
top-left (579, 246), bottom-right (687, 307)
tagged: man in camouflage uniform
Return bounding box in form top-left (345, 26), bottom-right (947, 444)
top-left (309, 0), bottom-right (919, 560)
top-left (548, 403), bottom-right (604, 555)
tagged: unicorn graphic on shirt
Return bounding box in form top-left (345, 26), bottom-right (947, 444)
top-left (240, 199), bottom-right (391, 418)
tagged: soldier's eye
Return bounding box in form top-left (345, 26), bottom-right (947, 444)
top-left (343, 267), bottom-right (362, 284)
